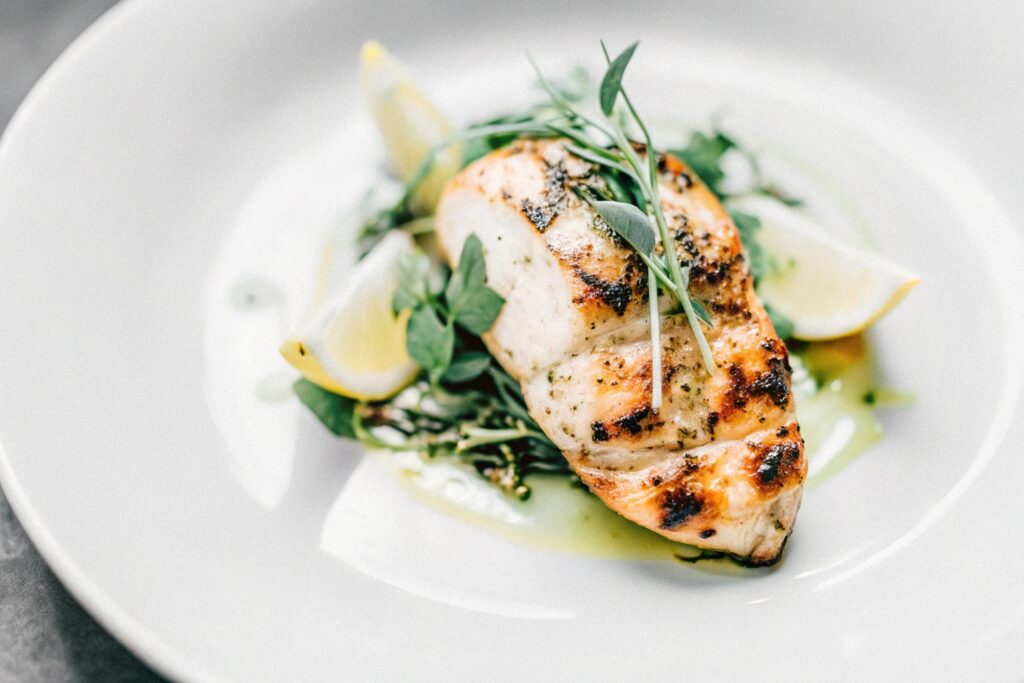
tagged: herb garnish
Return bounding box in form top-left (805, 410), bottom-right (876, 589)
top-left (362, 43), bottom-right (723, 410)
top-left (296, 236), bottom-right (567, 500)
top-left (671, 130), bottom-right (800, 339)
top-left (307, 53), bottom-right (807, 499)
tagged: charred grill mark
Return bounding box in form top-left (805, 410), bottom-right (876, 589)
top-left (719, 357), bottom-right (792, 419)
top-left (521, 198), bottom-right (554, 231)
top-left (689, 255), bottom-right (740, 286)
top-left (699, 528), bottom-right (717, 539)
top-left (675, 221), bottom-right (699, 257)
top-left (517, 160), bottom-right (572, 233)
top-left (659, 487), bottom-right (704, 529)
top-left (747, 439), bottom-right (804, 491)
top-left (753, 358), bottom-right (791, 406)
top-left (544, 163), bottom-right (568, 207)
top-left (574, 267), bottom-right (633, 315)
top-left (706, 411), bottom-right (720, 436)
top-left (590, 405), bottom-right (658, 443)
top-left (614, 406), bottom-right (651, 435)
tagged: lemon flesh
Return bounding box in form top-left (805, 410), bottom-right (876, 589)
top-left (731, 196), bottom-right (920, 341)
top-left (280, 232), bottom-right (419, 400)
top-left (359, 40), bottom-right (461, 214)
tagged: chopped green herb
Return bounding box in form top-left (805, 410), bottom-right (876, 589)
top-left (671, 130), bottom-right (736, 197)
top-left (293, 379), bottom-right (357, 438)
top-left (730, 210), bottom-right (772, 285)
top-left (444, 234), bottom-right (505, 335)
top-left (304, 55), bottom-right (817, 501)
top-left (406, 306), bottom-right (454, 383)
top-left (443, 351), bottom-right (492, 383)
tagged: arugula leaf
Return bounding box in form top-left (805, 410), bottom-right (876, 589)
top-left (443, 351), bottom-right (492, 383)
top-left (599, 41), bottom-right (639, 116)
top-left (670, 130), bottom-right (735, 197)
top-left (293, 379), bottom-right (357, 438)
top-left (593, 200), bottom-right (656, 255)
top-left (406, 306), bottom-right (455, 381)
top-left (393, 249), bottom-right (432, 313)
top-left (730, 210), bottom-right (771, 285)
top-left (445, 234), bottom-right (506, 335)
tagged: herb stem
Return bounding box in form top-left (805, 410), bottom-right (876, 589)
top-left (648, 264), bottom-right (663, 412)
top-left (456, 425), bottom-right (548, 452)
top-left (526, 54), bottom-right (616, 141)
top-left (599, 53), bottom-right (717, 376)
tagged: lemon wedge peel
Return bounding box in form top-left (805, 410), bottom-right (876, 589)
top-left (730, 196), bottom-right (920, 342)
top-left (358, 40), bottom-right (461, 214)
top-left (280, 231), bottom-right (419, 401)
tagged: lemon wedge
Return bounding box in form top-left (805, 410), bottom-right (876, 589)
top-left (280, 232), bottom-right (419, 400)
top-left (359, 40), bottom-right (461, 214)
top-left (731, 196), bottom-right (920, 341)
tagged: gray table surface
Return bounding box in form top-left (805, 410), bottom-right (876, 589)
top-left (1, 1), bottom-right (164, 680)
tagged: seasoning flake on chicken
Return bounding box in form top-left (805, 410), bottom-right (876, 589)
top-left (436, 138), bottom-right (806, 565)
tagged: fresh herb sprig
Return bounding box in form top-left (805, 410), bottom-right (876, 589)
top-left (295, 236), bottom-right (568, 499)
top-left (672, 130), bottom-right (798, 338)
top-left (523, 41), bottom-right (717, 410)
top-left (363, 44), bottom-right (721, 411)
top-left (301, 63), bottom-right (806, 498)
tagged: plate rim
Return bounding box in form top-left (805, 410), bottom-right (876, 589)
top-left (0, 0), bottom-right (212, 679)
top-left (2, 1), bottom-right (1023, 679)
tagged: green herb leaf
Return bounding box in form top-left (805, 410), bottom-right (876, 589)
top-left (599, 41), bottom-right (639, 116)
top-left (443, 351), bottom-right (492, 383)
top-left (445, 234), bottom-right (506, 335)
top-left (669, 130), bottom-right (735, 197)
top-left (765, 304), bottom-right (796, 340)
top-left (406, 306), bottom-right (454, 381)
top-left (454, 288), bottom-right (505, 336)
top-left (293, 379), bottom-right (357, 438)
top-left (729, 210), bottom-right (771, 285)
top-left (593, 200), bottom-right (656, 255)
top-left (393, 249), bottom-right (432, 314)
top-left (691, 298), bottom-right (714, 327)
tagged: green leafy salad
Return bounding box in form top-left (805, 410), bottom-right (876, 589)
top-left (291, 42), bottom-right (810, 500)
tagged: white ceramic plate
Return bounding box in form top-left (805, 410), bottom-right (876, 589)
top-left (2, 0), bottom-right (1023, 679)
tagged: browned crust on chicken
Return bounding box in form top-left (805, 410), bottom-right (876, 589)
top-left (436, 138), bottom-right (806, 565)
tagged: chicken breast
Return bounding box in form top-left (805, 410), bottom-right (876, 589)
top-left (435, 138), bottom-right (806, 565)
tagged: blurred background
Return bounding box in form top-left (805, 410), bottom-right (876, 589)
top-left (1, 4), bottom-right (162, 680)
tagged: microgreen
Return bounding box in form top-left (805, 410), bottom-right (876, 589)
top-left (308, 56), bottom-right (806, 500)
top-left (444, 234), bottom-right (506, 335)
top-left (730, 211), bottom-right (771, 285)
top-left (300, 238), bottom-right (567, 499)
top-left (394, 235), bottom-right (504, 383)
top-left (408, 306), bottom-right (455, 383)
top-left (765, 304), bottom-right (796, 341)
top-left (293, 379), bottom-right (358, 438)
top-left (671, 129), bottom-right (802, 207)
top-left (443, 351), bottom-right (492, 383)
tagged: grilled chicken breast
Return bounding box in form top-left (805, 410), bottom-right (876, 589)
top-left (436, 139), bottom-right (806, 565)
